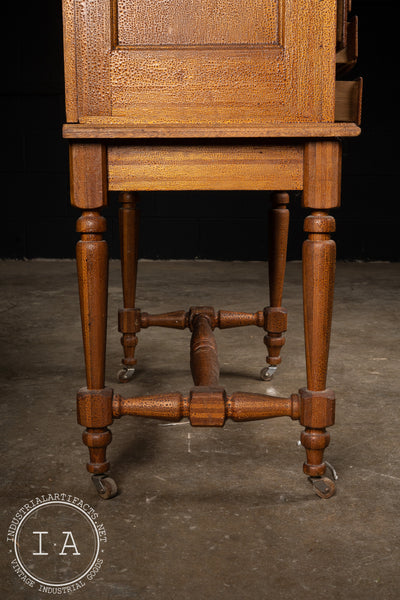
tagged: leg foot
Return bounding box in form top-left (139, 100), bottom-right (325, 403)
top-left (82, 427), bottom-right (112, 474)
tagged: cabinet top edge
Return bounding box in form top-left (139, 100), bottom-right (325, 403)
top-left (63, 122), bottom-right (361, 140)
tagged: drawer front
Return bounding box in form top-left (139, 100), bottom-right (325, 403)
top-left (64, 0), bottom-right (336, 126)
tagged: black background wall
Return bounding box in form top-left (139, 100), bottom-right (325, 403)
top-left (1, 0), bottom-right (398, 261)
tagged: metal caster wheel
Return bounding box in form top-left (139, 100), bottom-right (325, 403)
top-left (92, 475), bottom-right (118, 500)
top-left (309, 476), bottom-right (336, 499)
top-left (260, 365), bottom-right (277, 381)
top-left (117, 366), bottom-right (136, 383)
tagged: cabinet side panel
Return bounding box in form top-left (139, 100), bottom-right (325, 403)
top-left (75, 0), bottom-right (112, 118)
top-left (72, 0), bottom-right (336, 124)
top-left (62, 0), bottom-right (78, 122)
top-left (286, 0), bottom-right (336, 122)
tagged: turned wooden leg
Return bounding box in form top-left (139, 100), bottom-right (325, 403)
top-left (300, 211), bottom-right (336, 476)
top-left (300, 141), bottom-right (341, 484)
top-left (70, 144), bottom-right (115, 494)
top-left (76, 210), bottom-right (112, 474)
top-left (261, 191), bottom-right (289, 381)
top-left (300, 210), bottom-right (336, 487)
top-left (118, 192), bottom-right (140, 382)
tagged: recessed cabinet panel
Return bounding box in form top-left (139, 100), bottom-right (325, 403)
top-left (115, 0), bottom-right (280, 47)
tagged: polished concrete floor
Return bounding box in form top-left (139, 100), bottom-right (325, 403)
top-left (1, 259), bottom-right (400, 599)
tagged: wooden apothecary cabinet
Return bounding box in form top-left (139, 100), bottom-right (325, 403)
top-left (62, 0), bottom-right (361, 499)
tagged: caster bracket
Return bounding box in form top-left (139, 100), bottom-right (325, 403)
top-left (91, 474), bottom-right (118, 499)
top-left (308, 476), bottom-right (336, 499)
top-left (91, 474), bottom-right (107, 494)
top-left (260, 365), bottom-right (278, 381)
top-left (118, 366), bottom-right (136, 383)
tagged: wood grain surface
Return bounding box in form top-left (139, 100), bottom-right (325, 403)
top-left (107, 143), bottom-right (304, 190)
top-left (63, 122), bottom-right (361, 139)
top-left (63, 0), bottom-right (337, 126)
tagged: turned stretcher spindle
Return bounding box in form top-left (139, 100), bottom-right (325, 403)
top-left (190, 313), bottom-right (220, 387)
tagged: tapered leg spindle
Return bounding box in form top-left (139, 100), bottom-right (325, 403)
top-left (76, 210), bottom-right (113, 475)
top-left (261, 191), bottom-right (289, 381)
top-left (70, 143), bottom-right (116, 498)
top-left (300, 210), bottom-right (336, 479)
top-left (118, 192), bottom-right (140, 382)
top-left (299, 140), bottom-right (341, 497)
